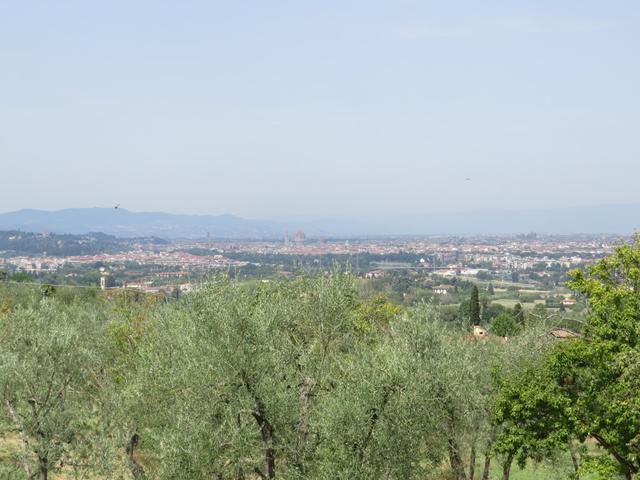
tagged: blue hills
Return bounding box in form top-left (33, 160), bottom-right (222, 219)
top-left (0, 208), bottom-right (282, 239)
top-left (0, 204), bottom-right (638, 239)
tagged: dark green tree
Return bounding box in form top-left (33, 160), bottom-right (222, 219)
top-left (493, 358), bottom-right (574, 479)
top-left (469, 285), bottom-right (481, 325)
top-left (10, 272), bottom-right (32, 283)
top-left (513, 303), bottom-right (525, 325)
top-left (530, 303), bottom-right (547, 321)
top-left (558, 238), bottom-right (640, 478)
top-left (490, 312), bottom-right (519, 337)
top-left (494, 237), bottom-right (640, 479)
top-left (487, 283), bottom-right (495, 296)
top-left (481, 302), bottom-right (507, 324)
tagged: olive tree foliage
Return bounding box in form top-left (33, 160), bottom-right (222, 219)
top-left (315, 306), bottom-right (449, 480)
top-left (462, 317), bottom-right (559, 480)
top-left (120, 276), bottom-right (556, 480)
top-left (128, 275), bottom-right (364, 479)
top-left (388, 306), bottom-right (491, 480)
top-left (125, 277), bottom-right (512, 480)
top-left (423, 312), bottom-right (554, 480)
top-left (0, 275), bottom-right (561, 480)
top-left (365, 304), bottom-right (545, 480)
top-left (0, 298), bottom-right (112, 480)
top-left (101, 292), bottom-right (163, 479)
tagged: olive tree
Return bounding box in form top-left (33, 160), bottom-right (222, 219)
top-left (0, 299), bottom-right (111, 480)
top-left (128, 275), bottom-right (363, 479)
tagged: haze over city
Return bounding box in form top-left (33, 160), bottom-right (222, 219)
top-left (2, 1), bottom-right (639, 220)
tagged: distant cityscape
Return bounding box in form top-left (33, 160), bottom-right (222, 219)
top-left (0, 229), bottom-right (622, 296)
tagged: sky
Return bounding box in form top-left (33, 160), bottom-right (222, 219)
top-left (1, 1), bottom-right (639, 219)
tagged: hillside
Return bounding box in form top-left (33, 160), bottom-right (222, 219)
top-left (1, 203), bottom-right (640, 239)
top-left (0, 208), bottom-right (283, 239)
top-left (0, 230), bottom-right (164, 257)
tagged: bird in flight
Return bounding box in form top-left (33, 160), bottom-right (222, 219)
top-left (465, 178), bottom-right (471, 181)
top-left (114, 204), bottom-right (121, 209)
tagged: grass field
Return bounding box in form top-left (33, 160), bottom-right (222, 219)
top-left (492, 298), bottom-right (545, 309)
top-left (492, 462), bottom-right (573, 479)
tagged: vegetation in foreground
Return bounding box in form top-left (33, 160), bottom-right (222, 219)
top-left (2, 239), bottom-right (640, 479)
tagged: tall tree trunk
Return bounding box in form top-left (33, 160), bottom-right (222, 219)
top-left (481, 452), bottom-right (491, 480)
top-left (126, 432), bottom-right (144, 478)
top-left (568, 441), bottom-right (580, 479)
top-left (448, 438), bottom-right (467, 480)
top-left (234, 466), bottom-right (244, 480)
top-left (243, 372), bottom-right (276, 479)
top-left (262, 423), bottom-right (275, 479)
top-left (38, 456), bottom-right (48, 480)
top-left (296, 378), bottom-right (315, 447)
top-left (592, 433), bottom-right (636, 479)
top-left (358, 384), bottom-right (397, 466)
top-left (481, 432), bottom-right (495, 480)
top-left (5, 400), bottom-right (34, 480)
top-left (501, 453), bottom-right (514, 480)
top-left (251, 410), bottom-right (275, 479)
top-left (469, 442), bottom-right (477, 480)
top-left (294, 377), bottom-right (315, 473)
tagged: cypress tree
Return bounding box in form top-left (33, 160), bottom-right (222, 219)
top-left (469, 285), bottom-right (481, 325)
top-left (513, 302), bottom-right (525, 325)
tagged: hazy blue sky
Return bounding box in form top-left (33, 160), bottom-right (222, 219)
top-left (1, 1), bottom-right (639, 219)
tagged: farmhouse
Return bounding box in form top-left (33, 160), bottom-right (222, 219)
top-left (365, 270), bottom-right (385, 279)
top-left (473, 325), bottom-right (489, 340)
top-left (432, 285), bottom-right (455, 295)
top-left (549, 328), bottom-right (581, 340)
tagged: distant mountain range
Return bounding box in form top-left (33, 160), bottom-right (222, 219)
top-left (0, 208), bottom-right (282, 239)
top-left (0, 205), bottom-right (639, 239)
